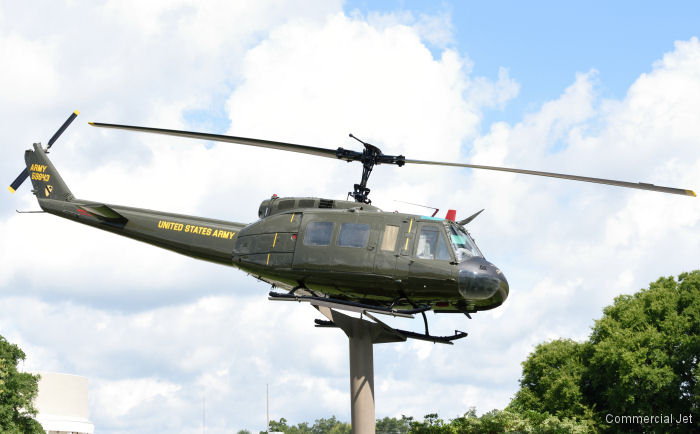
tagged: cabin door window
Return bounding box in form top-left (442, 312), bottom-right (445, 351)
top-left (416, 226), bottom-right (451, 260)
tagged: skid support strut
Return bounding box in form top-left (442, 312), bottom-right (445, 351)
top-left (314, 306), bottom-right (406, 434)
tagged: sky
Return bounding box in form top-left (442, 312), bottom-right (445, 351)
top-left (1, 1), bottom-right (699, 433)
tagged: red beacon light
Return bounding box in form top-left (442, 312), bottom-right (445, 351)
top-left (445, 209), bottom-right (457, 222)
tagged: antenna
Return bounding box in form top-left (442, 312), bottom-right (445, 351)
top-left (394, 200), bottom-right (440, 217)
top-left (266, 384), bottom-right (270, 434)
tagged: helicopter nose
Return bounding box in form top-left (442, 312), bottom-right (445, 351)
top-left (457, 257), bottom-right (509, 301)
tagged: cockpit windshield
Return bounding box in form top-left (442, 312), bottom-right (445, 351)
top-left (447, 224), bottom-right (483, 261)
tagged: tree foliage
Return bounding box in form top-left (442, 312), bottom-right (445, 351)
top-left (376, 415), bottom-right (412, 433)
top-left (264, 416), bottom-right (350, 434)
top-left (510, 270), bottom-right (700, 432)
top-left (0, 335), bottom-right (43, 433)
top-left (508, 339), bottom-right (594, 421)
top-left (262, 411), bottom-right (591, 433)
top-left (405, 409), bottom-right (593, 433)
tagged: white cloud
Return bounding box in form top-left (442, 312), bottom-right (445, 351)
top-left (0, 32), bottom-right (59, 106)
top-left (93, 377), bottom-right (182, 418)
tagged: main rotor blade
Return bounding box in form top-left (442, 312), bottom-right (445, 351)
top-left (89, 122), bottom-right (340, 159)
top-left (88, 121), bottom-right (695, 197)
top-left (404, 158), bottom-right (696, 197)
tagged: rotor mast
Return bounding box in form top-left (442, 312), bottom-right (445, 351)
top-left (339, 134), bottom-right (405, 204)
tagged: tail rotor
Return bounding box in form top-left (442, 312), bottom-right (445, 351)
top-left (8, 110), bottom-right (79, 193)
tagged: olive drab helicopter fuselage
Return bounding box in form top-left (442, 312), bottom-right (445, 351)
top-left (8, 112), bottom-right (695, 343)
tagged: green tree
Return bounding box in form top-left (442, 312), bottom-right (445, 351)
top-left (451, 408), bottom-right (593, 433)
top-left (266, 417), bottom-right (296, 433)
top-left (586, 271), bottom-right (700, 430)
top-left (376, 415), bottom-right (412, 433)
top-left (310, 416), bottom-right (350, 434)
top-left (266, 411), bottom-right (594, 433)
top-left (264, 416), bottom-right (349, 434)
top-left (508, 339), bottom-right (597, 423)
top-left (0, 335), bottom-right (43, 433)
top-left (406, 413), bottom-right (450, 433)
top-left (509, 270), bottom-right (700, 432)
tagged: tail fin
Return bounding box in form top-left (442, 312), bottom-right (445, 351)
top-left (24, 143), bottom-right (74, 201)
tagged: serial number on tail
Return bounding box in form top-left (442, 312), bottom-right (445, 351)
top-left (30, 164), bottom-right (50, 182)
top-left (31, 172), bottom-right (51, 182)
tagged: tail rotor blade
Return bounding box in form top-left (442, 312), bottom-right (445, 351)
top-left (8, 168), bottom-right (29, 193)
top-left (8, 110), bottom-right (79, 193)
top-left (47, 110), bottom-right (79, 149)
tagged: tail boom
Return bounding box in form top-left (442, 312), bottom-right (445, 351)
top-left (24, 143), bottom-right (246, 266)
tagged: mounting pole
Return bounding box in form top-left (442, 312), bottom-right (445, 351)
top-left (349, 323), bottom-right (375, 432)
top-left (314, 306), bottom-right (406, 434)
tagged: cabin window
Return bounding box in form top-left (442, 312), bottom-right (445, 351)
top-left (277, 200), bottom-right (295, 211)
top-left (447, 224), bottom-right (483, 260)
top-left (416, 226), bottom-right (451, 260)
top-left (303, 221), bottom-right (334, 246)
top-left (436, 234), bottom-right (451, 260)
top-left (380, 225), bottom-right (399, 251)
top-left (338, 223), bottom-right (370, 248)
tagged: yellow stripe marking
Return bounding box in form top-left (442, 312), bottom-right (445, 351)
top-left (73, 110), bottom-right (80, 115)
top-left (273, 232), bottom-right (278, 247)
top-left (290, 213), bottom-right (295, 222)
top-left (8, 186), bottom-right (16, 193)
top-left (88, 121), bottom-right (95, 126)
top-left (403, 218), bottom-right (413, 251)
top-left (687, 190), bottom-right (697, 197)
top-left (266, 253), bottom-right (270, 265)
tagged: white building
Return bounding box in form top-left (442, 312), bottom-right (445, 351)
top-left (34, 372), bottom-right (95, 434)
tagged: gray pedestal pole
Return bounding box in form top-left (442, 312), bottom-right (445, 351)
top-left (315, 306), bottom-right (406, 434)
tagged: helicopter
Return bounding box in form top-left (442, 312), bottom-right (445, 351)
top-left (8, 111), bottom-right (696, 344)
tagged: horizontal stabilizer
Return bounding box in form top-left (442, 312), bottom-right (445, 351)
top-left (78, 204), bottom-right (128, 224)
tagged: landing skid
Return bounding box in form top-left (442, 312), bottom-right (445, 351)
top-left (268, 291), bottom-right (468, 345)
top-left (268, 291), bottom-right (431, 318)
top-left (315, 313), bottom-right (467, 345)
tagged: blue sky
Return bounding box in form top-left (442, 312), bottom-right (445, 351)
top-left (347, 1), bottom-right (700, 128)
top-left (1, 1), bottom-right (699, 432)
